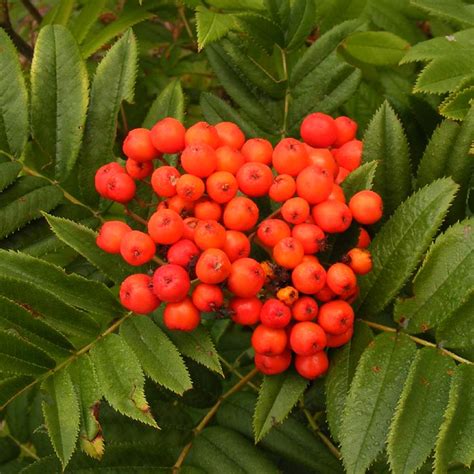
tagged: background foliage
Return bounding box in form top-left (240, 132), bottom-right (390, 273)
top-left (0, 0), bottom-right (473, 473)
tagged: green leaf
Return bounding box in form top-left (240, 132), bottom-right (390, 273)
top-left (440, 85), bottom-right (474, 120)
top-left (142, 79), bottom-right (185, 128)
top-left (416, 106), bottom-right (474, 223)
top-left (68, 355), bottom-right (104, 460)
top-left (91, 333), bottom-right (157, 427)
top-left (234, 12), bottom-right (284, 53)
top-left (0, 250), bottom-right (122, 323)
top-left (286, 0), bottom-right (317, 50)
top-left (160, 322), bottom-right (223, 376)
top-left (120, 316), bottom-right (192, 395)
top-left (394, 219), bottom-right (474, 333)
top-left (341, 31), bottom-right (410, 66)
top-left (0, 330), bottom-right (55, 376)
top-left (42, 370), bottom-right (80, 469)
top-left (41, 0), bottom-right (75, 26)
top-left (44, 214), bottom-right (133, 284)
top-left (218, 392), bottom-right (344, 474)
top-left (196, 6), bottom-right (235, 50)
top-left (253, 371), bottom-right (308, 442)
top-left (0, 276), bottom-right (100, 342)
top-left (80, 10), bottom-right (152, 58)
top-left (435, 364), bottom-right (474, 473)
top-left (325, 322), bottom-right (374, 442)
top-left (0, 30), bottom-right (28, 158)
top-left (78, 30), bottom-right (137, 205)
top-left (387, 348), bottom-right (455, 474)
top-left (0, 162), bottom-right (21, 192)
top-left (186, 426), bottom-right (279, 473)
top-left (69, 0), bottom-right (107, 44)
top-left (0, 177), bottom-right (62, 239)
top-left (30, 25), bottom-right (89, 182)
top-left (0, 375), bottom-right (34, 409)
top-left (436, 296), bottom-right (474, 350)
top-left (357, 178), bottom-right (458, 318)
top-left (361, 101), bottom-right (412, 217)
top-left (0, 296), bottom-right (73, 360)
top-left (341, 161), bottom-right (378, 200)
top-left (340, 333), bottom-right (417, 474)
top-left (411, 0), bottom-right (474, 28)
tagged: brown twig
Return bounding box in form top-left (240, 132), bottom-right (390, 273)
top-left (0, 0), bottom-right (33, 59)
top-left (21, 0), bottom-right (42, 23)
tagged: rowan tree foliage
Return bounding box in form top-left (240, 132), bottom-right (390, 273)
top-left (0, 1), bottom-right (472, 473)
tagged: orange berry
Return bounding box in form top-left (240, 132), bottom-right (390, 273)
top-left (328, 184), bottom-right (346, 203)
top-left (215, 122), bottom-right (245, 149)
top-left (255, 350), bottom-right (292, 375)
top-left (326, 326), bottom-right (354, 347)
top-left (292, 296), bottom-right (318, 322)
top-left (184, 121), bottom-right (220, 148)
top-left (257, 219), bottom-right (291, 248)
top-left (163, 298), bottom-right (201, 331)
top-left (344, 248), bottom-right (372, 275)
top-left (151, 166), bottom-right (180, 197)
top-left (194, 220), bottom-right (226, 250)
top-left (181, 144), bottom-right (217, 178)
top-left (334, 116), bottom-right (358, 147)
top-left (96, 221), bottom-right (132, 254)
top-left (195, 248), bottom-right (231, 284)
top-left (251, 324), bottom-right (287, 356)
top-left (333, 139), bottom-right (362, 171)
top-left (273, 237), bottom-right (304, 269)
top-left (290, 321), bottom-right (327, 355)
top-left (148, 209), bottom-right (184, 244)
top-left (291, 223), bottom-right (326, 254)
top-left (241, 138), bottom-right (273, 164)
top-left (296, 165), bottom-right (333, 205)
top-left (326, 263), bottom-right (357, 297)
top-left (269, 174), bottom-right (296, 202)
top-left (272, 138), bottom-right (309, 176)
top-left (230, 296), bottom-right (262, 325)
top-left (236, 162), bottom-right (273, 197)
top-left (318, 300), bottom-right (354, 335)
top-left (291, 260), bottom-right (327, 295)
top-left (357, 227), bottom-right (371, 248)
top-left (123, 128), bottom-right (159, 162)
top-left (281, 197), bottom-right (310, 225)
top-left (223, 197), bottom-right (259, 231)
top-left (300, 113), bottom-right (337, 148)
top-left (295, 351), bottom-right (329, 379)
top-left (194, 198), bottom-right (222, 221)
top-left (349, 190), bottom-right (383, 225)
top-left (305, 145), bottom-right (339, 179)
top-left (215, 146), bottom-right (245, 174)
top-left (206, 171), bottom-right (238, 203)
top-left (312, 200), bottom-right (352, 233)
top-left (223, 230), bottom-right (251, 262)
top-left (150, 117), bottom-right (186, 154)
top-left (176, 174), bottom-right (205, 201)
top-left (227, 258), bottom-right (266, 298)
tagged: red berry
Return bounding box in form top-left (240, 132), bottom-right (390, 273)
top-left (176, 174), bottom-right (205, 201)
top-left (163, 297), bottom-right (200, 331)
top-left (349, 190), bottom-right (383, 225)
top-left (295, 351), bottom-right (329, 379)
top-left (272, 138), bottom-right (309, 176)
top-left (223, 197), bottom-right (259, 231)
top-left (260, 298), bottom-right (292, 329)
top-left (185, 121), bottom-right (220, 149)
top-left (257, 219), bottom-right (291, 248)
top-left (312, 200), bottom-right (352, 233)
top-left (192, 283), bottom-right (224, 312)
top-left (183, 217), bottom-right (199, 240)
top-left (96, 220), bottom-right (132, 254)
top-left (315, 284), bottom-right (336, 303)
top-left (326, 325), bottom-right (354, 347)
top-left (305, 145), bottom-right (339, 179)
top-left (215, 122), bottom-right (245, 149)
top-left (194, 198), bottom-right (222, 221)
top-left (269, 174), bottom-right (296, 202)
top-left (326, 262), bottom-right (357, 297)
top-left (296, 165), bottom-right (333, 205)
top-left (151, 166), bottom-right (180, 197)
top-left (152, 264), bottom-right (191, 303)
top-left (357, 227), bottom-right (371, 248)
top-left (289, 321), bottom-right (327, 355)
top-left (291, 260), bottom-right (327, 295)
top-left (236, 162), bottom-right (273, 197)
top-left (125, 159), bottom-right (153, 180)
top-left (167, 239), bottom-right (200, 268)
top-left (104, 173), bottom-right (136, 203)
top-left (230, 296), bottom-right (262, 325)
top-left (333, 139), bottom-right (362, 171)
top-left (206, 171), bottom-right (239, 203)
top-left (215, 146), bottom-right (245, 174)
top-left (334, 116), bottom-right (358, 147)
top-left (251, 324), bottom-right (287, 356)
top-left (300, 113), bottom-right (337, 148)
top-left (148, 209), bottom-right (184, 244)
top-left (255, 350), bottom-right (292, 375)
top-left (291, 223), bottom-right (326, 254)
top-left (195, 248), bottom-right (231, 284)
top-left (119, 274), bottom-right (160, 314)
top-left (227, 258), bottom-right (266, 298)
top-left (335, 166), bottom-right (350, 184)
top-left (223, 230), bottom-right (251, 262)
top-left (318, 300), bottom-right (354, 335)
top-left (95, 162), bottom-right (125, 196)
top-left (273, 237), bottom-right (304, 269)
top-left (344, 248), bottom-right (372, 275)
top-left (281, 197), bottom-right (310, 225)
top-left (241, 138), bottom-right (273, 165)
top-left (328, 184), bottom-right (346, 203)
top-left (120, 230), bottom-right (156, 266)
top-left (194, 220), bottom-right (227, 250)
top-left (150, 117), bottom-right (186, 154)
top-left (181, 144), bottom-right (217, 178)
top-left (292, 296), bottom-right (318, 322)
top-left (122, 128), bottom-right (159, 162)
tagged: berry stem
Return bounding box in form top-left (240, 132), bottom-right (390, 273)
top-left (172, 367), bottom-right (259, 472)
top-left (359, 319), bottom-right (472, 365)
top-left (217, 355), bottom-right (259, 391)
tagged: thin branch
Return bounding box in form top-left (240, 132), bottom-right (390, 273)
top-left (0, 423), bottom-right (40, 460)
top-left (0, 0), bottom-right (33, 60)
top-left (173, 367), bottom-right (259, 472)
top-left (178, 5), bottom-right (196, 49)
top-left (359, 319), bottom-right (473, 365)
top-left (218, 355), bottom-right (259, 391)
top-left (280, 46), bottom-right (290, 138)
top-left (21, 0), bottom-right (42, 23)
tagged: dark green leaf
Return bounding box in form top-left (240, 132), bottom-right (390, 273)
top-left (186, 426), bottom-right (279, 473)
top-left (91, 333), bottom-right (157, 427)
top-left (0, 375), bottom-right (34, 409)
top-left (0, 162), bottom-right (21, 192)
top-left (234, 12), bottom-right (284, 53)
top-left (0, 29), bottom-right (28, 158)
top-left (436, 296), bottom-right (474, 350)
top-left (394, 219), bottom-right (474, 333)
top-left (78, 30), bottom-right (137, 205)
top-left (30, 25), bottom-right (89, 181)
top-left (341, 161), bottom-right (378, 200)
top-left (120, 316), bottom-right (192, 395)
top-left (325, 322), bottom-right (374, 441)
top-left (439, 85), bottom-right (474, 120)
top-left (361, 101), bottom-right (412, 217)
top-left (44, 214), bottom-right (133, 284)
top-left (357, 179), bottom-right (458, 318)
top-left (69, 0), bottom-right (107, 44)
top-left (0, 330), bottom-right (55, 376)
top-left (340, 333), bottom-right (417, 474)
top-left (253, 371), bottom-right (308, 442)
top-left (435, 364), bottom-right (474, 472)
top-left (42, 370), bottom-right (80, 468)
top-left (142, 79), bottom-right (185, 128)
top-left (387, 348), bottom-right (455, 474)
top-left (286, 0), bottom-right (317, 50)
top-left (196, 6), bottom-right (235, 50)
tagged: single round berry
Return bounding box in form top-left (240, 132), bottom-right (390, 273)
top-left (158, 195), bottom-right (194, 217)
top-left (315, 284), bottom-right (337, 303)
top-left (151, 166), bottom-right (180, 197)
top-left (291, 223), bottom-right (326, 254)
top-left (236, 162), bottom-right (273, 197)
top-left (260, 298), bottom-right (292, 329)
top-left (153, 264), bottom-right (191, 303)
top-left (241, 138), bottom-right (273, 165)
top-left (167, 239), bottom-right (200, 268)
top-left (163, 297), bottom-right (200, 331)
top-left (326, 262), bottom-right (357, 297)
top-left (333, 139), bottom-right (362, 171)
top-left (300, 112), bottom-right (337, 148)
top-left (227, 258), bottom-right (266, 298)
top-left (269, 174), bottom-right (296, 202)
top-left (126, 159), bottom-right (153, 180)
top-left (334, 116), bottom-right (358, 147)
top-left (257, 219), bottom-right (291, 248)
top-left (273, 237), bottom-right (304, 269)
top-left (119, 274), bottom-right (160, 314)
top-left (292, 297), bottom-right (318, 322)
top-left (305, 145), bottom-right (339, 178)
top-left (104, 173), bottom-right (136, 203)
top-left (183, 217), bottom-right (199, 240)
top-left (148, 209), bottom-right (184, 244)
top-left (194, 220), bottom-right (226, 250)
top-left (194, 199), bottom-right (221, 222)
top-left (192, 283), bottom-right (224, 312)
top-left (272, 138), bottom-right (309, 176)
top-left (291, 260), bottom-right (327, 295)
top-left (281, 197), bottom-right (310, 225)
top-left (185, 121), bottom-right (220, 149)
top-left (251, 324), bottom-right (287, 356)
top-left (120, 230), bottom-right (156, 266)
top-left (326, 325), bottom-right (354, 347)
top-left (176, 174), bottom-right (205, 201)
top-left (312, 200), bottom-right (352, 233)
top-left (181, 144), bottom-right (217, 178)
top-left (223, 197), bottom-right (259, 231)
top-left (96, 220), bottom-right (131, 254)
top-left (344, 248), bottom-right (372, 275)
top-left (195, 248), bottom-right (231, 284)
top-left (295, 351), bottom-right (329, 380)
top-left (122, 128), bottom-right (159, 162)
top-left (349, 190), bottom-right (383, 225)
top-left (290, 322), bottom-right (327, 356)
top-left (206, 171), bottom-right (238, 203)
top-left (230, 296), bottom-right (262, 326)
top-left (95, 162), bottom-right (125, 196)
top-left (215, 146), bottom-right (245, 174)
top-left (255, 350), bottom-right (292, 375)
top-left (318, 300), bottom-right (354, 335)
top-left (223, 230), bottom-right (251, 262)
top-left (328, 184), bottom-right (346, 203)
top-left (150, 117), bottom-right (186, 154)
top-left (296, 165), bottom-right (333, 205)
top-left (215, 122), bottom-right (245, 149)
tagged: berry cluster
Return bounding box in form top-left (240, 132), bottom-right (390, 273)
top-left (94, 112), bottom-right (383, 380)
